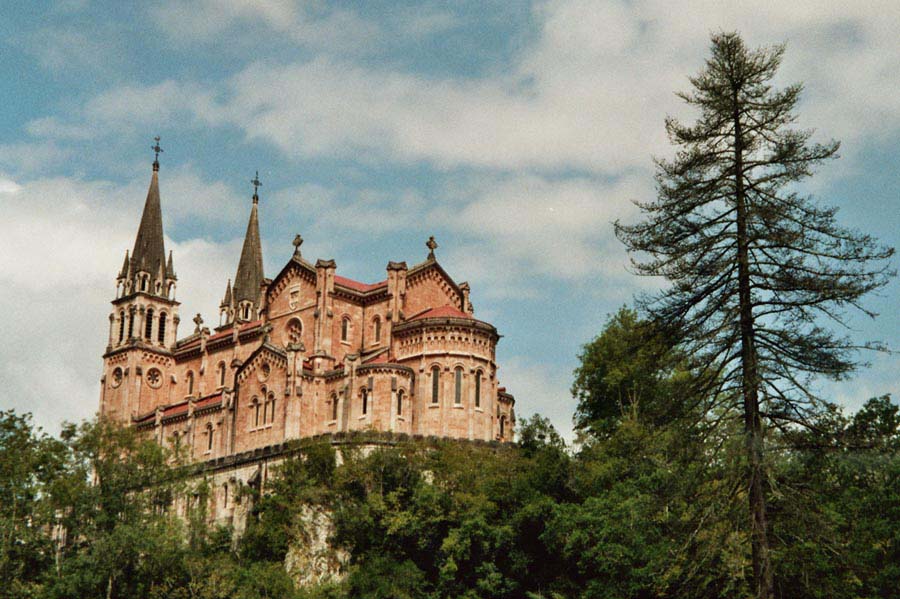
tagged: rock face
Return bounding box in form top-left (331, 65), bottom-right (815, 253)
top-left (284, 505), bottom-right (349, 587)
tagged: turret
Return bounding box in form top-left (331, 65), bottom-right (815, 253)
top-left (223, 172), bottom-right (265, 326)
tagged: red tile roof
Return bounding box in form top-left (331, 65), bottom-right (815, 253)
top-left (334, 275), bottom-right (387, 293)
top-left (178, 320), bottom-right (263, 349)
top-left (134, 392), bottom-right (224, 423)
top-left (411, 305), bottom-right (472, 320)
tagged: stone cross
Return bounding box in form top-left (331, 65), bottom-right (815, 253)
top-left (426, 235), bottom-right (438, 259)
top-left (293, 234), bottom-right (303, 257)
top-left (193, 313), bottom-right (203, 333)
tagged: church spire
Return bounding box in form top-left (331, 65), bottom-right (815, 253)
top-left (129, 139), bottom-right (168, 293)
top-left (230, 173), bottom-right (265, 321)
top-left (166, 250), bottom-right (177, 280)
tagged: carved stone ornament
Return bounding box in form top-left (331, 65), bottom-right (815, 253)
top-left (257, 361), bottom-right (271, 383)
top-left (111, 367), bottom-right (123, 388)
top-left (146, 367), bottom-right (163, 388)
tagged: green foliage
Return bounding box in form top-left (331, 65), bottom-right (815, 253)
top-left (2, 392), bottom-right (900, 598)
top-left (572, 307), bottom-right (694, 436)
top-left (0, 411), bottom-right (68, 598)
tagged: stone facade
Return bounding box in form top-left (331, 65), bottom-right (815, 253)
top-left (99, 161), bottom-right (517, 476)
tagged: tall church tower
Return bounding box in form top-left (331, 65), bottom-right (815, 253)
top-left (220, 172), bottom-right (265, 326)
top-left (100, 140), bottom-right (180, 422)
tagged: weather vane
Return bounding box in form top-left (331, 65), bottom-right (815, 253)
top-left (151, 136), bottom-right (163, 170)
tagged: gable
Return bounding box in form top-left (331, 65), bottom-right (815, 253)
top-left (266, 259), bottom-right (317, 317)
top-left (404, 262), bottom-right (463, 316)
top-left (235, 344), bottom-right (288, 387)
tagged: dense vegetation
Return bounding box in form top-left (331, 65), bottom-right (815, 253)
top-left (2, 308), bottom-right (898, 598)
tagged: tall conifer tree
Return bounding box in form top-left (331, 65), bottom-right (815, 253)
top-left (615, 32), bottom-right (894, 598)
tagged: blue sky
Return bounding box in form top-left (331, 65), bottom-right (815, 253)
top-left (1, 0), bottom-right (898, 440)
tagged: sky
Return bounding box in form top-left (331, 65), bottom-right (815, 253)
top-left (0, 0), bottom-right (898, 441)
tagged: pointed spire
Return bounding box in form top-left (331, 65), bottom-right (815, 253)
top-left (130, 157), bottom-right (167, 286)
top-left (118, 250), bottom-right (130, 279)
top-left (231, 179), bottom-right (264, 309)
top-left (221, 278), bottom-right (232, 308)
top-left (166, 250), bottom-right (177, 280)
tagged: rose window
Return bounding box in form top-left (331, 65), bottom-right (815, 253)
top-left (146, 368), bottom-right (163, 388)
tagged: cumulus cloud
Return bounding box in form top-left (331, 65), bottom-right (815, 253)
top-left (32, 1), bottom-right (900, 175)
top-left (499, 355), bottom-right (576, 441)
top-left (64, 3), bottom-right (874, 173)
top-left (150, 0), bottom-right (380, 55)
top-left (434, 172), bottom-right (650, 301)
top-left (0, 173), bottom-right (241, 430)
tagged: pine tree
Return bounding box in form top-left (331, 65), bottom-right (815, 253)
top-left (615, 32), bottom-right (895, 598)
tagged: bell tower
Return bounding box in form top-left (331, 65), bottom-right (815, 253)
top-left (100, 138), bottom-right (180, 422)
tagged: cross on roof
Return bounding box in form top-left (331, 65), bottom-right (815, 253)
top-left (151, 136), bottom-right (163, 170)
top-left (251, 171), bottom-right (262, 198)
top-left (293, 234), bottom-right (304, 256)
top-left (426, 235), bottom-right (438, 259)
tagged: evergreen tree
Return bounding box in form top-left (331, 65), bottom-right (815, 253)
top-left (614, 32), bottom-right (895, 598)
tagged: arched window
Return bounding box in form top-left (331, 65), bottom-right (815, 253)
top-left (128, 311), bottom-right (135, 339)
top-left (341, 317), bottom-right (350, 342)
top-left (331, 393), bottom-right (339, 421)
top-left (217, 362), bottom-right (226, 388)
top-left (474, 371), bottom-right (482, 408)
top-left (373, 316), bottom-right (381, 343)
top-left (454, 367), bottom-right (463, 404)
top-left (140, 275), bottom-right (148, 292)
top-left (431, 366), bottom-right (440, 404)
top-left (158, 312), bottom-right (167, 344)
top-left (252, 397), bottom-right (260, 428)
top-left (397, 389), bottom-right (404, 416)
top-left (186, 371), bottom-right (194, 396)
top-left (286, 318), bottom-right (303, 345)
top-left (361, 388), bottom-right (368, 415)
top-left (500, 415), bottom-right (506, 438)
top-left (206, 424), bottom-right (214, 451)
top-left (241, 303), bottom-right (251, 320)
top-left (267, 393), bottom-right (276, 424)
top-left (118, 311), bottom-right (125, 343)
top-left (222, 483), bottom-right (229, 508)
top-left (144, 308), bottom-right (154, 339)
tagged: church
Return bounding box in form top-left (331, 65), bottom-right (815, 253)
top-left (99, 147), bottom-right (516, 469)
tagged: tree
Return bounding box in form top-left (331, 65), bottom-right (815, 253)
top-left (571, 306), bottom-right (694, 436)
top-left (45, 419), bottom-right (191, 599)
top-left (614, 32), bottom-right (895, 598)
top-left (0, 411), bottom-right (67, 597)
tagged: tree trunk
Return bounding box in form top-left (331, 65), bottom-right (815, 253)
top-left (733, 98), bottom-right (775, 599)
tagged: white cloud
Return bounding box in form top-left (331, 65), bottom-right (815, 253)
top-left (23, 27), bottom-right (123, 75)
top-left (150, 0), bottom-right (380, 54)
top-left (499, 355), bottom-right (576, 442)
top-left (0, 174), bottom-right (239, 431)
top-left (32, 1), bottom-right (900, 176)
top-left (435, 172), bottom-right (649, 302)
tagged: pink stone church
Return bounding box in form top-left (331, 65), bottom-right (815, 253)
top-left (99, 151), bottom-right (516, 465)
